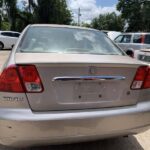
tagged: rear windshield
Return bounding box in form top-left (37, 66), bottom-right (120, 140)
top-left (18, 26), bottom-right (124, 55)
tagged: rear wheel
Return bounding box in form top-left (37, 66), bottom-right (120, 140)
top-left (0, 42), bottom-right (4, 50)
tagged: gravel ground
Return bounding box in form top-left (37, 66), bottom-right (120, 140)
top-left (0, 130), bottom-right (150, 150)
top-left (0, 51), bottom-right (150, 150)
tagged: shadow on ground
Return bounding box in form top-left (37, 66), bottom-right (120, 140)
top-left (30, 136), bottom-right (143, 150)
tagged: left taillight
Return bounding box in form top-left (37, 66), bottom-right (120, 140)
top-left (0, 65), bottom-right (43, 93)
top-left (18, 65), bottom-right (43, 93)
top-left (0, 65), bottom-right (24, 92)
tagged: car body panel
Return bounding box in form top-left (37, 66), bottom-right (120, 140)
top-left (0, 101), bottom-right (150, 147)
top-left (134, 49), bottom-right (150, 64)
top-left (15, 53), bottom-right (143, 111)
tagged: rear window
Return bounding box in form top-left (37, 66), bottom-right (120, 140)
top-left (18, 26), bottom-right (124, 55)
top-left (144, 34), bottom-right (150, 44)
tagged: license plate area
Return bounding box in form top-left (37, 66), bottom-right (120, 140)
top-left (53, 81), bottom-right (121, 104)
top-left (74, 82), bottom-right (104, 102)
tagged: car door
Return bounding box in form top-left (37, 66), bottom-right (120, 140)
top-left (115, 34), bottom-right (132, 51)
top-left (130, 34), bottom-right (145, 50)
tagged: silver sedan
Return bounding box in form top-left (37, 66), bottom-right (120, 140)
top-left (0, 25), bottom-right (150, 148)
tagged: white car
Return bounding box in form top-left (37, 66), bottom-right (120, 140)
top-left (134, 49), bottom-right (150, 64)
top-left (0, 31), bottom-right (20, 50)
top-left (102, 31), bottom-right (121, 40)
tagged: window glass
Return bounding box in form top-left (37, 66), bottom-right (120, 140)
top-left (1, 32), bottom-right (13, 37)
top-left (13, 33), bottom-right (20, 37)
top-left (133, 34), bottom-right (143, 43)
top-left (121, 35), bottom-right (131, 43)
top-left (114, 35), bottom-right (123, 43)
top-left (144, 34), bottom-right (150, 44)
top-left (18, 26), bottom-right (124, 56)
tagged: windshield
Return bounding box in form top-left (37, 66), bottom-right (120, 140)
top-left (18, 26), bottom-right (124, 55)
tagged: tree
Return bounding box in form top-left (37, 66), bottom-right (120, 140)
top-left (117, 0), bottom-right (150, 32)
top-left (0, 0), bottom-right (2, 29)
top-left (3, 0), bottom-right (18, 30)
top-left (81, 22), bottom-right (91, 28)
top-left (0, 0), bottom-right (72, 31)
top-left (27, 0), bottom-right (72, 24)
top-left (91, 12), bottom-right (124, 31)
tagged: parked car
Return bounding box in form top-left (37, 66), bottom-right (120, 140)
top-left (114, 33), bottom-right (150, 53)
top-left (134, 49), bottom-right (150, 63)
top-left (102, 30), bottom-right (121, 40)
top-left (0, 25), bottom-right (150, 147)
top-left (0, 31), bottom-right (20, 50)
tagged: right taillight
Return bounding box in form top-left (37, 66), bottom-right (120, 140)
top-left (143, 67), bottom-right (150, 89)
top-left (131, 66), bottom-right (150, 90)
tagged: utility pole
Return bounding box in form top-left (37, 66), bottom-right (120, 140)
top-left (78, 7), bottom-right (81, 26)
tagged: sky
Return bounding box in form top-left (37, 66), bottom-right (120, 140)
top-left (68, 0), bottom-right (119, 23)
top-left (96, 0), bottom-right (118, 7)
top-left (18, 0), bottom-right (119, 23)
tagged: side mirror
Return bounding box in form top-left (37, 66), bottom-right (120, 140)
top-left (126, 50), bottom-right (134, 58)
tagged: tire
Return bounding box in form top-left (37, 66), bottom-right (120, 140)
top-left (0, 42), bottom-right (4, 50)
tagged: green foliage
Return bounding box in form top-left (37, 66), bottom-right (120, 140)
top-left (117, 0), bottom-right (150, 32)
top-left (81, 23), bottom-right (91, 28)
top-left (32, 0), bottom-right (72, 24)
top-left (4, 0), bottom-right (18, 30)
top-left (1, 21), bottom-right (10, 30)
top-left (91, 12), bottom-right (124, 31)
top-left (0, 0), bottom-right (72, 31)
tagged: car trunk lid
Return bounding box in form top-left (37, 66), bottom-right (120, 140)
top-left (15, 53), bottom-right (142, 111)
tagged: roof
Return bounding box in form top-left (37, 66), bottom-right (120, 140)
top-left (121, 32), bottom-right (150, 35)
top-left (0, 31), bottom-right (20, 34)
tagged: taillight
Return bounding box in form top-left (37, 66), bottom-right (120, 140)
top-left (0, 65), bottom-right (43, 93)
top-left (131, 66), bottom-right (150, 89)
top-left (18, 65), bottom-right (43, 92)
top-left (0, 65), bottom-right (24, 92)
top-left (143, 68), bottom-right (150, 89)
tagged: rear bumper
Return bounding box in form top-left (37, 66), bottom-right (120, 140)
top-left (0, 101), bottom-right (150, 147)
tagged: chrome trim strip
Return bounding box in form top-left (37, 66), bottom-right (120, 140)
top-left (52, 76), bottom-right (126, 82)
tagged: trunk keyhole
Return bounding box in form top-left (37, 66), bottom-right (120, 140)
top-left (78, 95), bottom-right (82, 99)
top-left (99, 94), bottom-right (102, 98)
